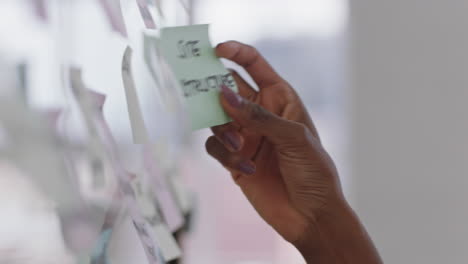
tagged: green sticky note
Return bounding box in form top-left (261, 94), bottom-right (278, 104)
top-left (159, 24), bottom-right (238, 130)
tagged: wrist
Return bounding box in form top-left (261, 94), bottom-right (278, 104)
top-left (294, 199), bottom-right (382, 264)
top-left (293, 199), bottom-right (353, 263)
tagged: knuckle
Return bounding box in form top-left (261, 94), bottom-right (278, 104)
top-left (291, 123), bottom-right (311, 141)
top-left (245, 102), bottom-right (270, 124)
top-left (211, 125), bottom-right (223, 135)
top-left (245, 44), bottom-right (258, 55)
top-left (244, 45), bottom-right (260, 67)
top-left (225, 155), bottom-right (238, 168)
top-left (233, 173), bottom-right (248, 187)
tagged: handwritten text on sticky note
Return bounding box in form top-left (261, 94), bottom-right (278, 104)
top-left (158, 24), bottom-right (238, 130)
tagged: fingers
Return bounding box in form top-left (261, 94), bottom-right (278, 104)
top-left (211, 123), bottom-right (243, 152)
top-left (205, 136), bottom-right (256, 175)
top-left (211, 70), bottom-right (256, 152)
top-left (217, 41), bottom-right (283, 89)
top-left (220, 85), bottom-right (307, 145)
top-left (230, 69), bottom-right (257, 101)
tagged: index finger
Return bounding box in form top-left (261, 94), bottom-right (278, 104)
top-left (216, 41), bottom-right (283, 89)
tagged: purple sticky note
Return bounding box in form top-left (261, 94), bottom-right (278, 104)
top-left (31, 0), bottom-right (48, 21)
top-left (136, 0), bottom-right (157, 29)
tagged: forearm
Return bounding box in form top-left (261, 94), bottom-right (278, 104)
top-left (295, 201), bottom-right (383, 264)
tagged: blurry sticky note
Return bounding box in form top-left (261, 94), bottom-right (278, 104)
top-left (130, 175), bottom-right (181, 261)
top-left (158, 24), bottom-right (238, 130)
top-left (122, 46), bottom-right (151, 144)
top-left (143, 34), bottom-right (162, 91)
top-left (136, 0), bottom-right (156, 29)
top-left (30, 0), bottom-right (48, 21)
top-left (153, 224), bottom-right (181, 261)
top-left (97, 0), bottom-right (128, 38)
top-left (143, 147), bottom-right (184, 232)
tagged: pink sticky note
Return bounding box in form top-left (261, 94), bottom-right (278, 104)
top-left (97, 0), bottom-right (128, 38)
top-left (43, 108), bottom-right (63, 131)
top-left (31, 0), bottom-right (48, 21)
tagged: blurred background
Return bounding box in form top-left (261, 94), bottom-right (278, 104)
top-left (1, 0), bottom-right (468, 264)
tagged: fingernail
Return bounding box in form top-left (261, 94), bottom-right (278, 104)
top-left (239, 161), bottom-right (256, 175)
top-left (221, 84), bottom-right (243, 108)
top-left (220, 41), bottom-right (239, 50)
top-left (223, 131), bottom-right (241, 151)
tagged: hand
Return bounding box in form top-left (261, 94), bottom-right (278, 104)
top-left (206, 41), bottom-right (382, 263)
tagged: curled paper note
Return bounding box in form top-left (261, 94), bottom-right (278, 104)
top-left (158, 24), bottom-right (238, 130)
top-left (136, 0), bottom-right (157, 29)
top-left (122, 46), bottom-right (151, 144)
top-left (97, 0), bottom-right (128, 38)
top-left (143, 34), bottom-right (162, 91)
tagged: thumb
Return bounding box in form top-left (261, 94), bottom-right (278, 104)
top-left (220, 85), bottom-right (306, 145)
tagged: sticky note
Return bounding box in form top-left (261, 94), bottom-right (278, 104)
top-left (143, 146), bottom-right (184, 232)
top-left (130, 174), bottom-right (181, 261)
top-left (90, 228), bottom-right (112, 264)
top-left (128, 203), bottom-right (165, 264)
top-left (30, 0), bottom-right (48, 21)
top-left (151, 0), bottom-right (164, 17)
top-left (122, 46), bottom-right (151, 144)
top-left (136, 0), bottom-right (156, 29)
top-left (97, 0), bottom-right (128, 38)
top-left (158, 24), bottom-right (238, 130)
top-left (144, 33), bottom-right (174, 108)
top-left (143, 34), bottom-right (161, 88)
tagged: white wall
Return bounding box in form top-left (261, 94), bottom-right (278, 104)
top-left (350, 1), bottom-right (468, 263)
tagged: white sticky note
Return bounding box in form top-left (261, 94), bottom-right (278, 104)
top-left (149, 0), bottom-right (163, 17)
top-left (143, 33), bottom-right (162, 88)
top-left (130, 174), bottom-right (161, 222)
top-left (143, 146), bottom-right (185, 232)
top-left (122, 46), bottom-right (151, 144)
top-left (128, 198), bottom-right (166, 264)
top-left (153, 224), bottom-right (181, 261)
top-left (130, 173), bottom-right (182, 261)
